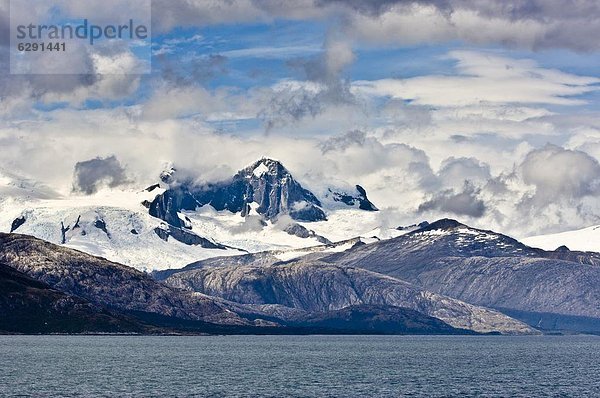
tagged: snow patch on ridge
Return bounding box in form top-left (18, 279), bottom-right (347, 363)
top-left (252, 163), bottom-right (269, 178)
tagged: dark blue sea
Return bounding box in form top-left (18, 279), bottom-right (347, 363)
top-left (1, 335), bottom-right (599, 397)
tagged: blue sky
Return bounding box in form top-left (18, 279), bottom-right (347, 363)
top-left (152, 20), bottom-right (600, 104)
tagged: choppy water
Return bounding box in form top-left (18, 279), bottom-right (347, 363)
top-left (1, 335), bottom-right (599, 397)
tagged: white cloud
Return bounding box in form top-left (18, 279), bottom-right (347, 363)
top-left (353, 51), bottom-right (599, 107)
top-left (520, 144), bottom-right (600, 201)
top-left (2, 102), bottom-right (600, 238)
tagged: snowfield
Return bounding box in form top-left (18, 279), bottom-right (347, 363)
top-left (0, 172), bottom-right (396, 271)
top-left (523, 225), bottom-right (600, 252)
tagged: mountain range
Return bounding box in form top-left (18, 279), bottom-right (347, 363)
top-left (1, 158), bottom-right (599, 335)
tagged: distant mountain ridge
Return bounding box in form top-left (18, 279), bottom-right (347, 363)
top-left (317, 219), bottom-right (600, 331)
top-left (0, 157), bottom-right (385, 272)
top-left (163, 250), bottom-right (535, 334)
top-left (0, 232), bottom-right (515, 335)
top-left (158, 218), bottom-right (600, 333)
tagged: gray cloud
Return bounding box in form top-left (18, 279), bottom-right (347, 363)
top-left (418, 183), bottom-right (486, 218)
top-left (73, 156), bottom-right (129, 194)
top-left (260, 36), bottom-right (358, 130)
top-left (258, 86), bottom-right (326, 131)
top-left (148, 0), bottom-right (600, 51)
top-left (316, 0), bottom-right (453, 16)
top-left (333, 0), bottom-right (600, 51)
top-left (320, 130), bottom-right (367, 153)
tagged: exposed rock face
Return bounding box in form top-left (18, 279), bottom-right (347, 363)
top-left (149, 187), bottom-right (193, 228)
top-left (0, 233), bottom-right (247, 325)
top-left (93, 218), bottom-right (110, 238)
top-left (0, 262), bottom-right (147, 334)
top-left (10, 216), bottom-right (26, 233)
top-left (152, 251), bottom-right (280, 281)
top-left (153, 225), bottom-right (226, 249)
top-left (328, 185), bottom-right (378, 211)
top-left (321, 219), bottom-right (600, 322)
top-left (283, 222), bottom-right (331, 244)
top-left (150, 158), bottom-right (328, 225)
top-left (164, 261), bottom-right (535, 334)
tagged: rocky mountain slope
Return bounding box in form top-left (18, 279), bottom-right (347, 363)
top-left (287, 304), bottom-right (474, 335)
top-left (324, 185), bottom-right (379, 211)
top-left (0, 232), bottom-right (253, 326)
top-left (150, 158), bottom-right (379, 226)
top-left (150, 158), bottom-right (329, 224)
top-left (315, 219), bottom-right (600, 330)
top-left (164, 259), bottom-right (535, 334)
top-left (158, 218), bottom-right (600, 333)
top-left (0, 232), bottom-right (490, 335)
top-left (0, 262), bottom-right (150, 334)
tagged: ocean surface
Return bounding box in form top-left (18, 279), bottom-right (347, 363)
top-left (1, 335), bottom-right (599, 397)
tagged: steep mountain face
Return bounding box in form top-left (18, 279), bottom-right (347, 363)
top-left (0, 262), bottom-right (149, 334)
top-left (150, 158), bottom-right (328, 225)
top-left (164, 260), bottom-right (535, 334)
top-left (326, 185), bottom-right (378, 211)
top-left (0, 233), bottom-right (251, 326)
top-left (319, 219), bottom-right (600, 326)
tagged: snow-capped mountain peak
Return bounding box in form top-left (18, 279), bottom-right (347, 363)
top-left (150, 157), bottom-right (327, 224)
top-left (245, 158), bottom-right (286, 179)
top-left (252, 162), bottom-right (270, 178)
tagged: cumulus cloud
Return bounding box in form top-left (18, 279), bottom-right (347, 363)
top-left (320, 130), bottom-right (366, 153)
top-left (463, 145), bottom-right (600, 236)
top-left (338, 0), bottom-right (600, 51)
top-left (418, 183), bottom-right (486, 218)
top-left (520, 144), bottom-right (600, 201)
top-left (2, 101), bottom-right (600, 238)
top-left (73, 156), bottom-right (129, 194)
top-left (438, 157), bottom-right (492, 190)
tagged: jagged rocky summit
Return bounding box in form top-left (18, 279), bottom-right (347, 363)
top-left (149, 158), bottom-right (378, 229)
